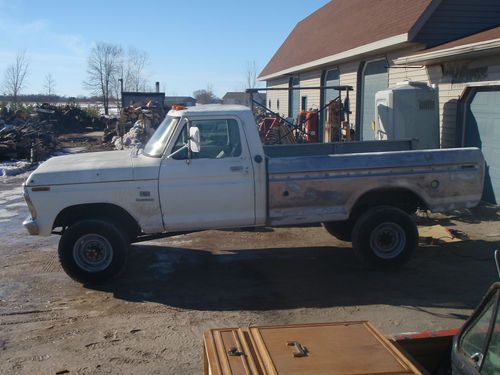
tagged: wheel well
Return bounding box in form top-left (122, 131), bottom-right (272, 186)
top-left (53, 203), bottom-right (141, 239)
top-left (350, 188), bottom-right (426, 221)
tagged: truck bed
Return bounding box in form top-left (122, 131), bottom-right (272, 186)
top-left (266, 147), bottom-right (484, 226)
top-left (263, 139), bottom-right (416, 158)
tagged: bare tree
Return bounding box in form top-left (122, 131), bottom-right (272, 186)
top-left (245, 60), bottom-right (258, 89)
top-left (124, 47), bottom-right (149, 92)
top-left (111, 47), bottom-right (150, 109)
top-left (3, 50), bottom-right (29, 108)
top-left (43, 73), bottom-right (56, 96)
top-left (193, 84), bottom-right (219, 104)
top-left (84, 42), bottom-right (123, 115)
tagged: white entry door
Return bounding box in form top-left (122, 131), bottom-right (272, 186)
top-left (159, 117), bottom-right (256, 231)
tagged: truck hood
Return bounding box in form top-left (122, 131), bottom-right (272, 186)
top-left (26, 150), bottom-right (159, 186)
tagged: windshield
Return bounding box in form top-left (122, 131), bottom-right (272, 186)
top-left (143, 115), bottom-right (179, 157)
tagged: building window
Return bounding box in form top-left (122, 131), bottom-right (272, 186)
top-left (269, 99), bottom-right (272, 109)
top-left (277, 99), bottom-right (280, 111)
top-left (301, 96), bottom-right (308, 112)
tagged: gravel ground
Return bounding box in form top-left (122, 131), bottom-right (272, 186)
top-left (1, 172), bottom-right (499, 374)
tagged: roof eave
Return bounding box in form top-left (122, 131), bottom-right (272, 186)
top-left (258, 33), bottom-right (411, 81)
top-left (394, 39), bottom-right (500, 65)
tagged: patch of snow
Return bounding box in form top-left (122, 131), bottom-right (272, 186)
top-left (0, 186), bottom-right (23, 205)
top-left (6, 202), bottom-right (26, 209)
top-left (0, 161), bottom-right (34, 177)
top-left (0, 208), bottom-right (18, 219)
top-left (113, 121), bottom-right (148, 150)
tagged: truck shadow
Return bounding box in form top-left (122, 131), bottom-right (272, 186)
top-left (89, 240), bottom-right (499, 312)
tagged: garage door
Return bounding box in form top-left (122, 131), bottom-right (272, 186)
top-left (464, 86), bottom-right (500, 204)
top-left (360, 60), bottom-right (388, 141)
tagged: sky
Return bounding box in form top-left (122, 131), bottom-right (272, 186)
top-left (0, 0), bottom-right (330, 98)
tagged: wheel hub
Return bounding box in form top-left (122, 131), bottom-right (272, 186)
top-left (73, 234), bottom-right (113, 272)
top-left (369, 222), bottom-right (406, 259)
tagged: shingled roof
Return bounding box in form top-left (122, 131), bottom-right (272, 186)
top-left (259, 0), bottom-right (434, 80)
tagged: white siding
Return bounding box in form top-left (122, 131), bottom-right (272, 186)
top-left (388, 66), bottom-right (429, 87)
top-left (430, 60), bottom-right (500, 147)
top-left (386, 50), bottom-right (500, 147)
top-left (339, 61), bottom-right (359, 128)
top-left (298, 70), bottom-right (321, 110)
top-left (266, 77), bottom-right (290, 117)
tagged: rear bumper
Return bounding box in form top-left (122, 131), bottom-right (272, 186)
top-left (23, 216), bottom-right (39, 235)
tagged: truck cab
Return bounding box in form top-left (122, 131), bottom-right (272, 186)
top-left (147, 105), bottom-right (267, 232)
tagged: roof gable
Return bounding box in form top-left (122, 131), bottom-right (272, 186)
top-left (414, 0), bottom-right (500, 48)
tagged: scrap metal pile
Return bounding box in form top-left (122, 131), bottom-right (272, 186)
top-left (105, 100), bottom-right (166, 149)
top-left (257, 117), bottom-right (297, 145)
top-left (0, 103), bottom-right (108, 161)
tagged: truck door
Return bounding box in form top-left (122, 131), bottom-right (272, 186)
top-left (158, 117), bottom-right (256, 231)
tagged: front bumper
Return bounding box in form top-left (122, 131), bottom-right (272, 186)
top-left (23, 216), bottom-right (39, 235)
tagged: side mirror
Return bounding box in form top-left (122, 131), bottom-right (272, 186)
top-left (189, 126), bottom-right (200, 153)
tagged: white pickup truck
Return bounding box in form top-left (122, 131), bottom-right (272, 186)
top-left (22, 105), bottom-right (485, 284)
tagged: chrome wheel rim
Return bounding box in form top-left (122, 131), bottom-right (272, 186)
top-left (369, 222), bottom-right (406, 259)
top-left (73, 234), bottom-right (113, 272)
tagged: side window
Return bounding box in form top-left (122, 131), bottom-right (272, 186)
top-left (171, 125), bottom-right (188, 160)
top-left (459, 292), bottom-right (497, 370)
top-left (172, 119), bottom-right (241, 160)
top-left (482, 292), bottom-right (499, 374)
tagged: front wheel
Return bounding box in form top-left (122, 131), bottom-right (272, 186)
top-left (58, 219), bottom-right (129, 284)
top-left (352, 206), bottom-right (418, 267)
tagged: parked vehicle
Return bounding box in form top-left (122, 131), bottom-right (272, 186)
top-left (22, 105), bottom-right (485, 284)
top-left (203, 251), bottom-right (500, 374)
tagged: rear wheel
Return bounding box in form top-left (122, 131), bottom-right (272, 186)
top-left (58, 219), bottom-right (129, 284)
top-left (352, 206), bottom-right (417, 267)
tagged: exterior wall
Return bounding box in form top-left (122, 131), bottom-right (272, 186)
top-left (428, 57), bottom-right (500, 148)
top-left (265, 49), bottom-right (500, 147)
top-left (386, 55), bottom-right (500, 148)
top-left (266, 77), bottom-right (290, 117)
top-left (298, 70), bottom-right (321, 110)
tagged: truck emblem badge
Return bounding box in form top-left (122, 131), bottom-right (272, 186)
top-left (137, 191), bottom-right (154, 202)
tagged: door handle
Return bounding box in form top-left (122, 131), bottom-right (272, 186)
top-left (287, 341), bottom-right (309, 358)
top-left (230, 166), bottom-right (248, 173)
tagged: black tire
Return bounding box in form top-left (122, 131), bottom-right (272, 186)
top-left (351, 206), bottom-right (418, 267)
top-left (323, 221), bottom-right (353, 242)
top-left (58, 219), bottom-right (129, 285)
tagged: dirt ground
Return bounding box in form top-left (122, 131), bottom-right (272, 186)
top-left (1, 172), bottom-right (499, 374)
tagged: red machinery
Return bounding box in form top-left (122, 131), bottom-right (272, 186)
top-left (298, 111), bottom-right (319, 143)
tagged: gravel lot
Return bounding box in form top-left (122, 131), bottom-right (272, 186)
top-left (1, 172), bottom-right (499, 374)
